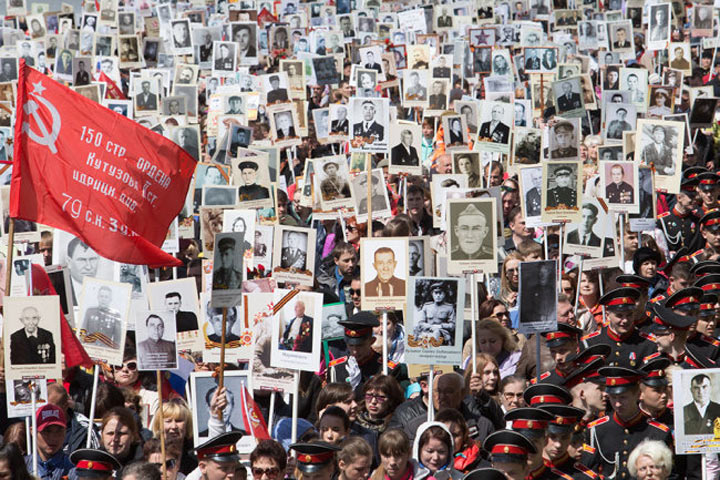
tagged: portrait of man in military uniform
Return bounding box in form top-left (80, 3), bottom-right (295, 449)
top-left (518, 260), bottom-right (557, 327)
top-left (212, 234), bottom-right (244, 292)
top-left (604, 163), bottom-right (635, 205)
top-left (545, 164), bottom-right (578, 209)
top-left (10, 306), bottom-right (56, 365)
top-left (280, 230), bottom-right (308, 270)
top-left (449, 200), bottom-right (495, 261)
top-left (522, 166), bottom-right (543, 218)
top-left (81, 285), bottom-right (124, 350)
top-left (411, 281), bottom-right (457, 345)
top-left (318, 159), bottom-right (351, 202)
top-left (549, 121), bottom-right (579, 160)
top-left (137, 313), bottom-right (178, 370)
top-left (237, 159), bottom-right (271, 202)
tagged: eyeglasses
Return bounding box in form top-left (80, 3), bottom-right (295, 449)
top-left (346, 225), bottom-right (357, 232)
top-left (151, 459), bottom-right (177, 470)
top-left (365, 393), bottom-right (388, 403)
top-left (114, 362), bottom-right (137, 371)
top-left (349, 288), bottom-right (361, 296)
top-left (252, 467), bottom-right (281, 478)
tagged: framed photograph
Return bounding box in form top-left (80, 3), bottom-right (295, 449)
top-left (232, 22), bottom-right (258, 65)
top-left (447, 197), bottom-right (498, 274)
top-left (442, 115), bottom-right (469, 150)
top-left (635, 119), bottom-right (684, 193)
top-left (171, 19), bottom-right (193, 54)
top-left (329, 103), bottom-right (350, 140)
top-left (431, 174), bottom-right (468, 229)
top-left (253, 225), bottom-right (274, 276)
top-left (77, 278), bottom-right (131, 365)
top-left (202, 185), bottom-right (237, 207)
top-left (672, 368), bottom-right (720, 454)
top-left (552, 76), bottom-right (585, 118)
top-left (135, 310), bottom-right (178, 371)
top-left (322, 302), bottom-right (347, 340)
top-left (350, 169), bottom-right (391, 222)
top-left (270, 289), bottom-right (323, 371)
top-left (452, 151), bottom-right (482, 188)
top-left (620, 67), bottom-right (648, 111)
top-left (409, 236), bottom-right (433, 277)
top-left (280, 59), bottom-right (305, 99)
top-left (350, 97), bottom-right (389, 153)
top-left (689, 97), bottom-right (719, 128)
top-left (477, 101), bottom-right (512, 152)
top-left (389, 122), bottom-right (422, 175)
top-left (523, 47), bottom-right (557, 73)
top-left (147, 278), bottom-right (200, 352)
top-left (232, 157), bottom-right (273, 209)
top-left (51, 231), bottom-right (114, 304)
top-left (3, 296), bottom-right (62, 379)
top-left (608, 20), bottom-right (634, 53)
top-left (541, 160), bottom-right (582, 223)
top-left (6, 378), bottom-right (49, 419)
top-left (405, 277), bottom-right (465, 365)
top-left (312, 56), bottom-right (341, 86)
top-left (134, 78), bottom-right (160, 113)
top-left (190, 370), bottom-right (255, 451)
top-left (199, 292), bottom-right (250, 363)
top-left (403, 69), bottom-right (429, 107)
top-left (548, 118), bottom-right (580, 161)
top-left (647, 3), bottom-right (671, 51)
top-left (212, 41), bottom-right (237, 75)
top-left (211, 232), bottom-right (247, 308)
top-left (564, 198), bottom-right (606, 257)
top-left (268, 103), bottom-right (302, 148)
top-left (248, 292), bottom-right (294, 390)
top-left (360, 237), bottom-right (409, 311)
top-left (629, 166), bottom-right (657, 232)
top-left (511, 127), bottom-right (542, 167)
top-left (600, 160), bottom-right (639, 213)
top-left (272, 226), bottom-right (317, 286)
top-left (604, 103), bottom-right (636, 143)
top-left (118, 35), bottom-right (142, 68)
top-left (518, 260), bottom-right (557, 334)
top-left (315, 156), bottom-right (355, 210)
top-left (669, 42), bottom-right (692, 74)
top-left (518, 165), bottom-right (543, 226)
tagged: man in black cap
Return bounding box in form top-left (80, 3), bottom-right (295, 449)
top-left (69, 449), bottom-right (121, 479)
top-left (585, 367), bottom-right (673, 480)
top-left (695, 171), bottom-right (720, 212)
top-left (535, 324), bottom-right (582, 385)
top-left (319, 160), bottom-right (351, 201)
top-left (412, 282), bottom-right (456, 345)
top-left (581, 287), bottom-right (656, 368)
top-left (238, 160), bottom-right (270, 201)
top-left (290, 442), bottom-right (340, 480)
top-left (657, 173), bottom-right (700, 254)
top-left (651, 303), bottom-right (697, 366)
top-left (538, 404), bottom-right (597, 479)
top-left (550, 122), bottom-right (577, 159)
top-left (483, 430), bottom-right (537, 480)
top-left (698, 210), bottom-right (720, 260)
top-left (266, 74), bottom-right (288, 104)
top-left (194, 432), bottom-right (244, 480)
top-left (546, 165), bottom-right (576, 208)
top-left (330, 311), bottom-right (408, 390)
top-left (638, 356), bottom-right (674, 425)
top-left (356, 173), bottom-right (387, 215)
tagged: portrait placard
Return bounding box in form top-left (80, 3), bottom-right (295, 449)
top-left (541, 160), bottom-right (582, 223)
top-left (518, 165), bottom-right (544, 227)
top-left (272, 226), bottom-right (317, 286)
top-left (135, 310), bottom-right (179, 371)
top-left (3, 296), bottom-right (62, 380)
top-left (635, 119), bottom-right (684, 193)
top-left (447, 197), bottom-right (498, 275)
top-left (315, 155), bottom-right (355, 210)
top-left (629, 166), bottom-right (657, 232)
top-left (6, 377), bottom-right (48, 418)
top-left (360, 237), bottom-right (409, 311)
top-left (405, 277), bottom-right (464, 365)
top-left (389, 122), bottom-right (422, 175)
top-left (211, 232), bottom-right (248, 308)
top-left (322, 302), bottom-right (347, 340)
top-left (431, 174), bottom-right (468, 229)
top-left (350, 169), bottom-right (391, 222)
top-left (199, 291), bottom-right (251, 363)
top-left (77, 278), bottom-right (131, 365)
top-left (231, 156), bottom-right (273, 209)
top-left (552, 76), bottom-right (585, 118)
top-left (270, 289), bottom-right (323, 372)
top-left (248, 292), bottom-right (294, 391)
top-left (350, 96), bottom-right (389, 153)
top-left (147, 278), bottom-right (201, 353)
top-left (476, 100), bottom-right (512, 153)
top-left (409, 236), bottom-right (433, 277)
top-left (599, 160), bottom-right (640, 213)
top-left (672, 368), bottom-right (720, 454)
top-left (517, 260), bottom-right (557, 334)
top-left (253, 225), bottom-right (274, 276)
top-left (563, 198), bottom-right (606, 258)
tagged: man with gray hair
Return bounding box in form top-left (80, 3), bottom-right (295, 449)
top-left (391, 129), bottom-right (419, 166)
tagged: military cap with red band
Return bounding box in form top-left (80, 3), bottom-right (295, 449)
top-left (544, 324), bottom-right (582, 349)
top-left (698, 293), bottom-right (718, 317)
top-left (567, 343), bottom-right (611, 366)
top-left (194, 431), bottom-right (244, 462)
top-left (696, 172), bottom-right (720, 191)
top-left (338, 311), bottom-right (380, 346)
top-left (615, 274), bottom-right (651, 291)
top-left (291, 442), bottom-right (341, 473)
top-left (640, 356), bottom-right (670, 387)
top-left (69, 449), bottom-right (121, 479)
top-left (691, 261), bottom-right (720, 277)
top-left (694, 274), bottom-right (720, 295)
top-left (598, 287), bottom-right (641, 312)
top-left (504, 407), bottom-right (554, 432)
top-left (538, 405), bottom-right (585, 433)
top-left (663, 287), bottom-right (703, 313)
top-left (700, 210), bottom-right (720, 232)
top-left (522, 383), bottom-right (572, 407)
top-left (562, 357), bottom-right (606, 389)
top-left (483, 430), bottom-right (537, 461)
top-left (598, 366), bottom-right (644, 394)
top-left (652, 303), bottom-right (696, 331)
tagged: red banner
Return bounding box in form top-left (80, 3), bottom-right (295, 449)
top-left (10, 61), bottom-right (196, 267)
top-left (98, 71), bottom-right (126, 100)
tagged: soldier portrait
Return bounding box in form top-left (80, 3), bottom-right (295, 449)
top-left (477, 101), bottom-right (511, 146)
top-left (350, 96), bottom-right (389, 153)
top-left (191, 371), bottom-right (254, 446)
top-left (211, 233), bottom-right (246, 308)
top-left (9, 305), bottom-right (55, 365)
top-left (545, 163), bottom-right (578, 210)
top-left (518, 260), bottom-right (557, 333)
top-left (605, 103), bottom-right (636, 142)
top-left (549, 120), bottom-right (579, 160)
top-left (519, 165), bottom-right (543, 221)
top-left (316, 156), bottom-right (354, 210)
top-left (602, 161), bottom-right (638, 212)
top-left (271, 290), bottom-right (323, 372)
top-left (77, 279), bottom-right (131, 365)
top-left (351, 169), bottom-right (391, 218)
top-left (635, 119), bottom-right (683, 193)
top-left (280, 230), bottom-right (308, 270)
top-left (236, 159), bottom-right (271, 203)
top-left (136, 311), bottom-right (178, 371)
top-left (448, 198), bottom-right (496, 263)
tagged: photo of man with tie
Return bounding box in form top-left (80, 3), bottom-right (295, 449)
top-left (364, 247), bottom-right (405, 298)
top-left (279, 300), bottom-right (314, 352)
top-left (566, 203), bottom-right (602, 247)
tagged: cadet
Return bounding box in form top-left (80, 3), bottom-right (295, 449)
top-left (638, 356), bottom-right (674, 426)
top-left (413, 282), bottom-right (456, 345)
top-left (581, 287), bottom-right (656, 368)
top-left (656, 174), bottom-right (699, 253)
top-left (483, 430), bottom-right (537, 480)
top-left (69, 449), bottom-right (121, 480)
top-left (538, 404), bottom-right (598, 480)
top-left (586, 367), bottom-right (673, 480)
top-left (194, 431), bottom-right (244, 480)
top-left (534, 324), bottom-right (583, 385)
top-left (290, 442), bottom-right (341, 480)
top-left (546, 165), bottom-right (576, 208)
top-left (504, 405), bottom-right (564, 480)
top-left (330, 311), bottom-right (409, 390)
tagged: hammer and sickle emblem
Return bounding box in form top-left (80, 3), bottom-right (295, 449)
top-left (22, 85), bottom-right (61, 154)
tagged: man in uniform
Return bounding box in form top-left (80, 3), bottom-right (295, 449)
top-left (478, 104), bottom-right (510, 144)
top-left (289, 443), bottom-right (340, 480)
top-left (356, 174), bottom-right (387, 214)
top-left (194, 432), bottom-right (245, 480)
top-left (539, 403), bottom-right (598, 480)
top-left (319, 160), bottom-right (351, 201)
top-left (81, 286), bottom-right (123, 349)
top-left (330, 311), bottom-right (409, 390)
top-left (670, 46), bottom-right (690, 70)
top-left (137, 314), bottom-right (177, 369)
top-left (695, 171), bottom-right (720, 213)
top-left (451, 203), bottom-right (493, 260)
top-left (526, 169), bottom-right (542, 216)
top-left (546, 165), bottom-right (576, 208)
top-left (69, 448), bottom-right (121, 480)
top-left (405, 71), bottom-right (427, 100)
top-left (353, 100), bottom-right (385, 141)
top-left (586, 367), bottom-right (674, 480)
top-left (606, 107), bottom-right (633, 139)
top-left (213, 237), bottom-right (242, 290)
top-left (10, 306), bottom-right (56, 365)
top-left (280, 300), bottom-right (314, 352)
top-left (413, 282), bottom-right (456, 345)
top-left (483, 429), bottom-right (537, 480)
top-left (214, 43), bottom-right (234, 70)
top-left (280, 231), bottom-right (307, 269)
top-left (266, 75), bottom-right (289, 104)
top-left (605, 164), bottom-right (634, 204)
top-left (550, 122), bottom-right (578, 159)
top-left (581, 288), bottom-right (656, 367)
top-left (657, 174), bottom-right (699, 254)
top-left (638, 357), bottom-right (674, 425)
top-left (238, 160), bottom-right (271, 201)
top-left (556, 81), bottom-right (582, 112)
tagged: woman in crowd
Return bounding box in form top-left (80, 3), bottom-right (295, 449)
top-left (107, 347), bottom-right (159, 418)
top-left (465, 353), bottom-right (501, 401)
top-left (576, 270), bottom-right (602, 333)
top-left (150, 399), bottom-right (197, 474)
top-left (144, 438), bottom-right (184, 480)
top-left (0, 443), bottom-right (32, 480)
top-left (100, 407), bottom-right (144, 468)
top-left (498, 375), bottom-right (527, 414)
top-left (500, 252), bottom-right (522, 307)
top-left (464, 318), bottom-right (521, 378)
top-left (337, 437), bottom-right (374, 480)
top-left (436, 409), bottom-right (481, 473)
top-left (627, 440), bottom-right (673, 480)
top-left (412, 423), bottom-right (463, 480)
top-left (355, 375), bottom-right (405, 434)
top-left (370, 429), bottom-right (415, 480)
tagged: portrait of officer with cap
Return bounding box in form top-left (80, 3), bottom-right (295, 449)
top-left (354, 171), bottom-right (389, 215)
top-left (212, 234), bottom-right (244, 291)
top-left (411, 280), bottom-right (457, 346)
top-left (237, 159), bottom-right (271, 201)
top-left (449, 200), bottom-right (494, 261)
top-left (546, 164), bottom-right (577, 209)
top-left (550, 121), bottom-right (578, 159)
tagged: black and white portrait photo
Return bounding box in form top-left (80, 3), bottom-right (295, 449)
top-left (272, 226), bottom-right (316, 286)
top-left (171, 19), bottom-right (193, 54)
top-left (211, 232), bottom-right (247, 308)
top-left (693, 5), bottom-right (713, 36)
top-left (356, 69), bottom-right (379, 97)
top-left (452, 151), bottom-right (482, 188)
top-left (442, 115), bottom-right (468, 149)
top-left (403, 69), bottom-right (429, 106)
top-left (428, 79), bottom-right (449, 111)
top-left (564, 200), bottom-right (606, 256)
top-left (213, 41), bottom-right (237, 74)
top-left (136, 311), bottom-right (178, 371)
top-left (620, 68), bottom-right (648, 106)
top-left (77, 279), bottom-right (131, 365)
top-left (329, 103), bottom-right (350, 138)
top-left (672, 368), bottom-right (720, 454)
top-left (4, 296), bottom-right (60, 379)
top-left (689, 97), bottom-right (719, 128)
top-left (542, 161), bottom-right (582, 223)
top-left (406, 278), bottom-right (465, 365)
top-left (389, 122), bottom-right (422, 174)
top-left (203, 185), bottom-right (238, 206)
top-left (518, 260), bottom-right (557, 333)
top-left (523, 47), bottom-right (557, 73)
top-left (519, 165), bottom-right (543, 223)
top-left (360, 238), bottom-right (408, 311)
top-left (549, 119), bottom-right (580, 161)
top-left (512, 127), bottom-right (542, 166)
top-left (600, 160), bottom-right (639, 213)
top-left (648, 3), bottom-right (670, 48)
top-left (447, 198), bottom-right (498, 274)
top-left (605, 103), bottom-right (637, 142)
top-left (315, 156), bottom-right (355, 210)
top-left (351, 169), bottom-right (391, 221)
top-left (312, 56), bottom-right (341, 85)
top-left (232, 22), bottom-right (258, 64)
top-left (636, 119), bottom-right (683, 192)
top-left (609, 21), bottom-right (634, 52)
top-left (350, 97), bottom-right (389, 152)
top-left (147, 278), bottom-right (201, 350)
top-left (477, 101), bottom-right (512, 149)
top-left (269, 105), bottom-right (301, 146)
top-left (552, 76), bottom-right (584, 117)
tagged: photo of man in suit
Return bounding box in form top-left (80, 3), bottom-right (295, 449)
top-left (266, 75), bottom-right (289, 104)
top-left (198, 384), bottom-right (243, 438)
top-left (391, 129), bottom-right (420, 167)
top-left (74, 60), bottom-right (90, 86)
top-left (353, 100), bottom-right (384, 141)
top-left (612, 26), bottom-right (631, 50)
top-left (525, 168), bottom-right (542, 217)
top-left (280, 300), bottom-right (314, 352)
top-left (206, 304), bottom-right (240, 343)
top-left (607, 107), bottom-right (633, 140)
top-left (365, 247), bottom-right (405, 297)
top-left (331, 106), bottom-right (349, 134)
top-left (364, 50), bottom-right (381, 72)
top-left (684, 374), bottom-right (720, 434)
top-left (165, 292), bottom-right (198, 332)
top-left (478, 104), bottom-right (510, 144)
top-left (10, 306), bottom-right (55, 365)
top-left (567, 203), bottom-right (601, 247)
top-left (234, 24), bottom-right (257, 60)
top-left (405, 71), bottom-right (427, 100)
top-left (274, 111), bottom-right (297, 139)
top-left (135, 80), bottom-right (157, 111)
top-left (175, 127), bottom-right (199, 161)
top-left (280, 231), bottom-right (308, 270)
top-left (137, 314), bottom-right (177, 370)
top-left (670, 46), bottom-right (690, 70)
top-left (556, 80), bottom-right (582, 113)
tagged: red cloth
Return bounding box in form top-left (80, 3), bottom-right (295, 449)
top-left (98, 71), bottom-right (126, 100)
top-left (10, 60), bottom-right (196, 267)
top-left (454, 442), bottom-right (481, 473)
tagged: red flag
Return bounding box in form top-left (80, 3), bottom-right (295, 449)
top-left (98, 71), bottom-right (126, 100)
top-left (10, 61), bottom-right (196, 267)
top-left (30, 263), bottom-right (93, 369)
top-left (240, 385), bottom-right (271, 440)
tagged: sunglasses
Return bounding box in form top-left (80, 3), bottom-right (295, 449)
top-left (151, 459), bottom-right (177, 470)
top-left (349, 288), bottom-right (361, 296)
top-left (252, 468), bottom-right (281, 478)
top-left (114, 362), bottom-right (137, 371)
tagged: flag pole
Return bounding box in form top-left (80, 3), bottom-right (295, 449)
top-left (268, 391), bottom-right (276, 433)
top-left (85, 364), bottom-right (100, 447)
top-left (1, 218), bottom-right (16, 370)
top-left (291, 370), bottom-right (299, 444)
top-left (31, 380), bottom-right (38, 476)
top-left (156, 370), bottom-right (167, 480)
top-left (366, 159), bottom-right (373, 236)
top-left (382, 311), bottom-right (388, 375)
top-left (217, 307), bottom-right (228, 420)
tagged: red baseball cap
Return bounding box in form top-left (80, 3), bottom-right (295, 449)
top-left (37, 404), bottom-right (66, 432)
